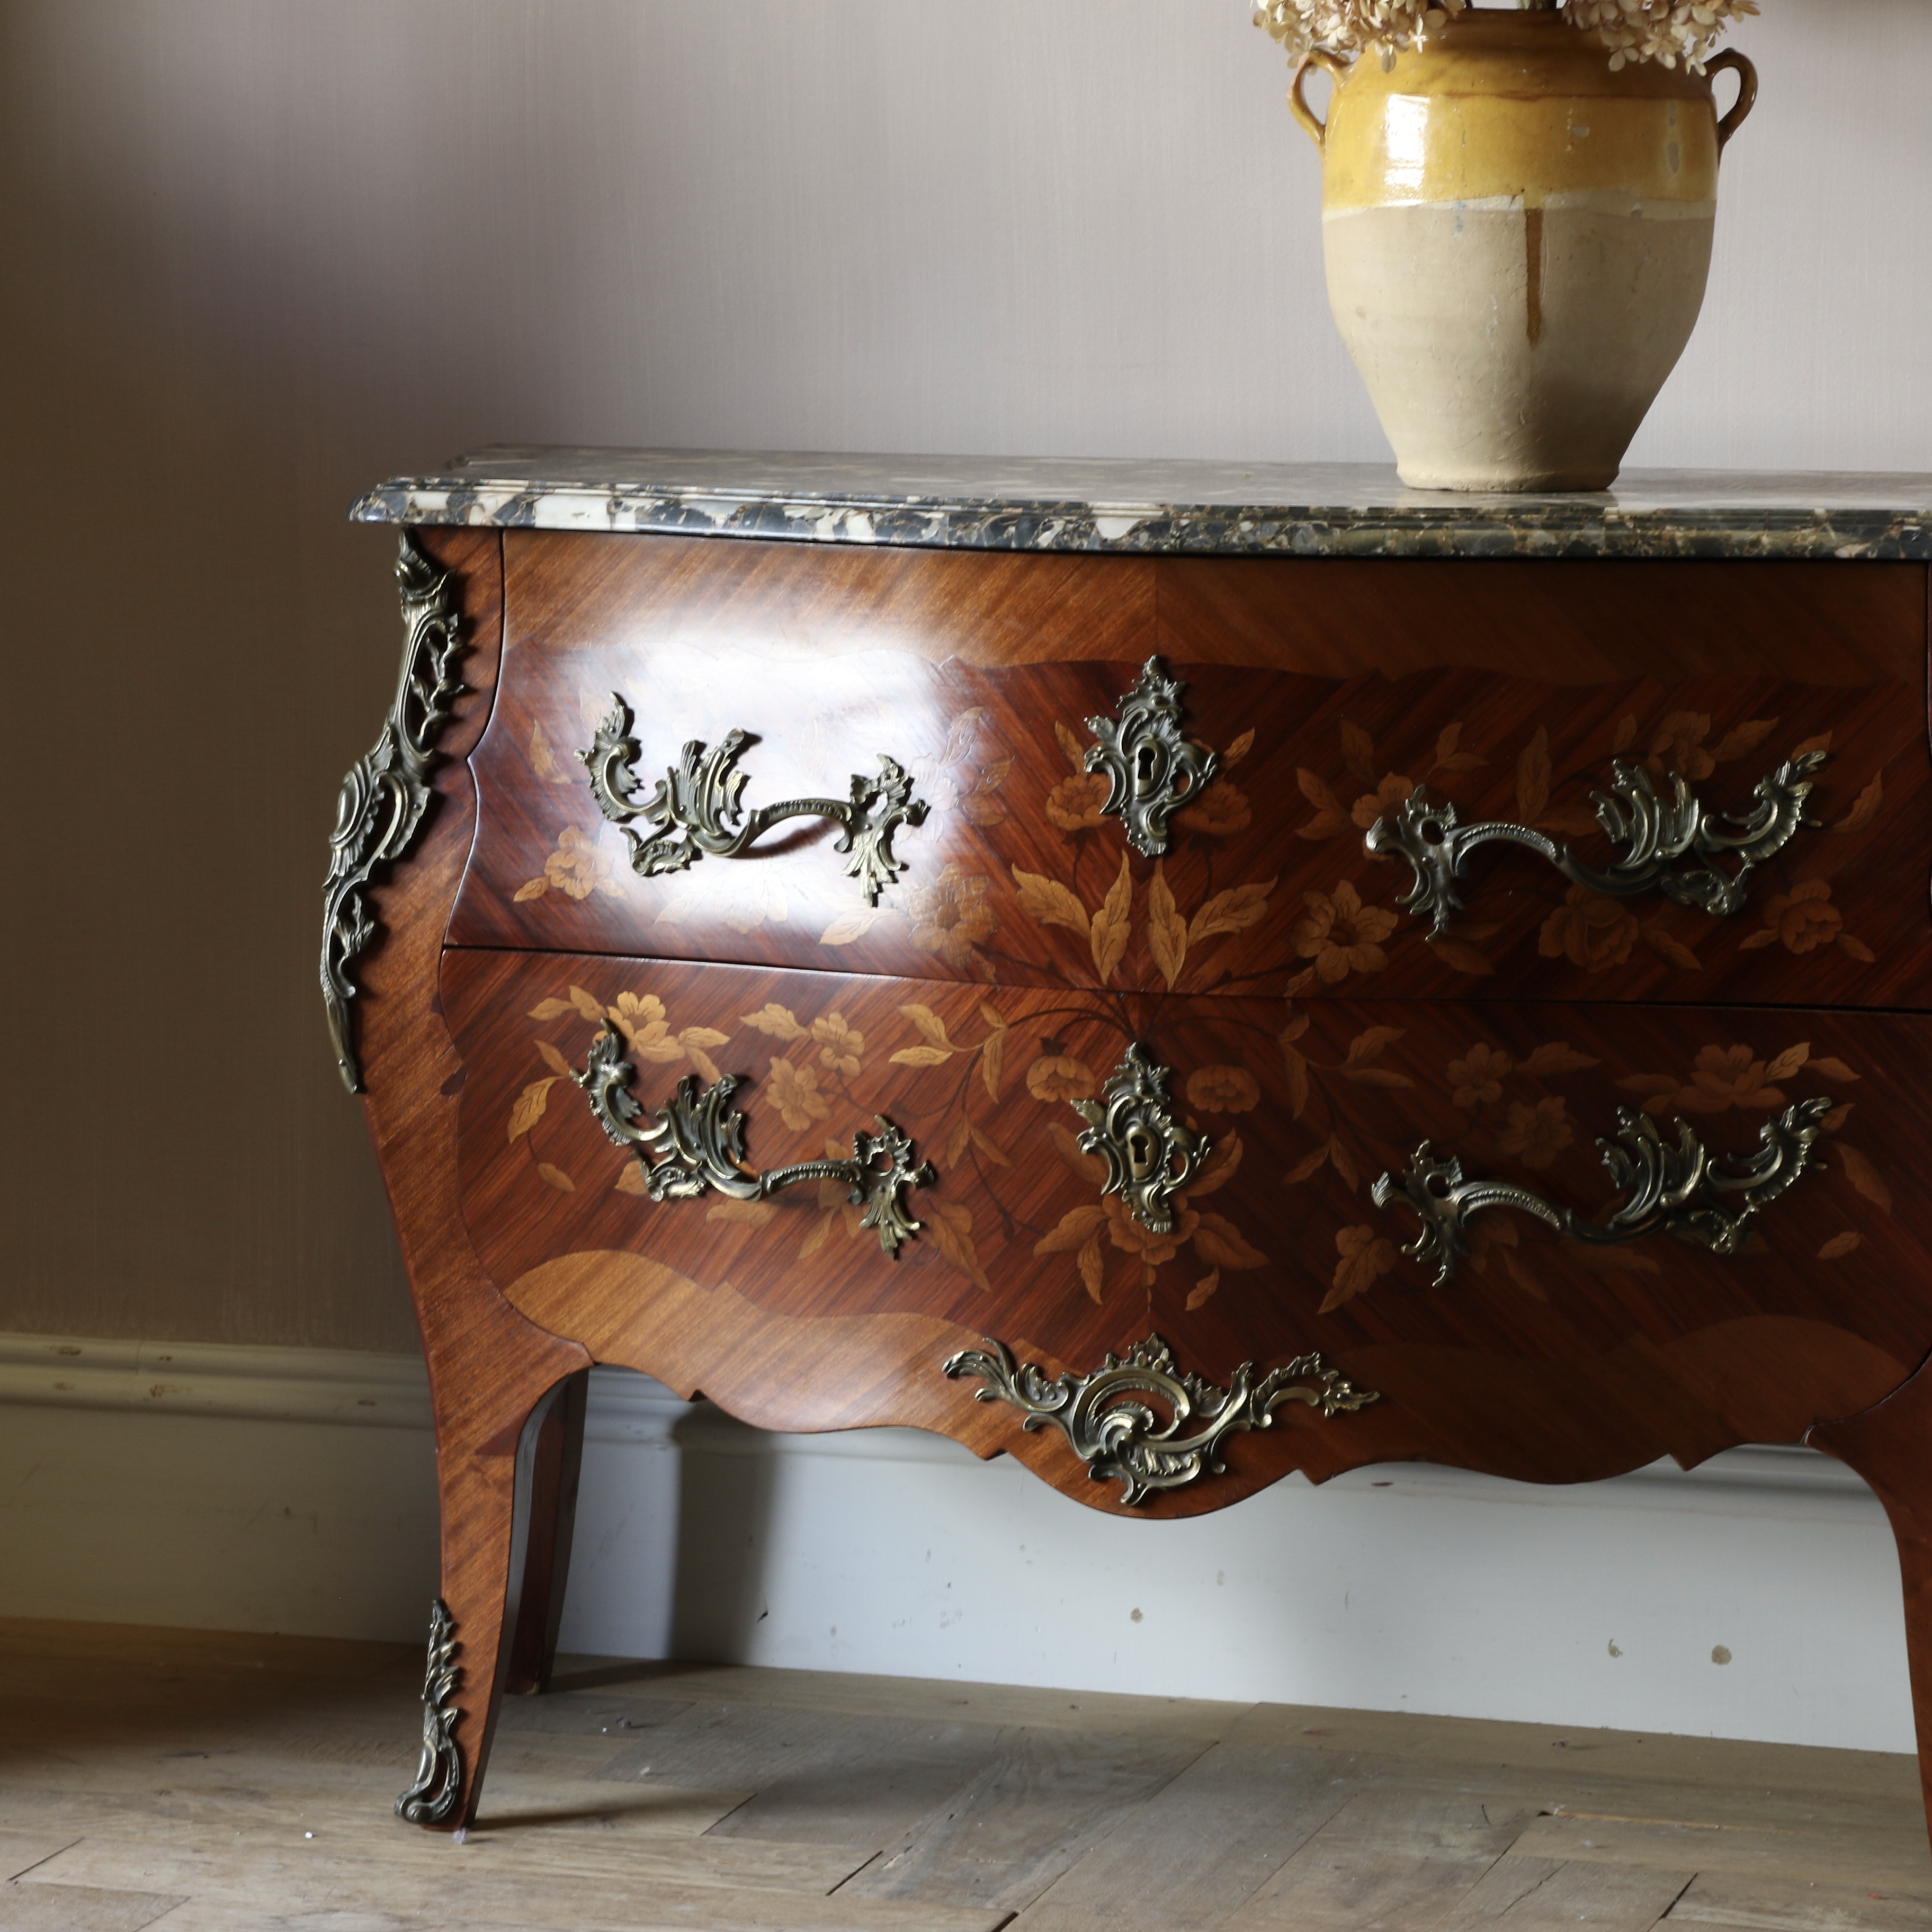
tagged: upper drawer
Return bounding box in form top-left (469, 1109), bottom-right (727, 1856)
top-left (446, 532), bottom-right (1930, 1008)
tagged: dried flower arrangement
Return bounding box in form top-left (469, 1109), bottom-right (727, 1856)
top-left (1255, 0), bottom-right (1758, 73)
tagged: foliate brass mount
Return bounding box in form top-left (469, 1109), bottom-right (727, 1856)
top-left (1366, 750), bottom-right (1828, 935)
top-left (322, 533), bottom-right (464, 1093)
top-left (1071, 1044), bottom-right (1209, 1235)
top-left (944, 1334), bottom-right (1378, 1507)
top-left (1084, 657), bottom-right (1220, 858)
top-left (396, 1598), bottom-right (463, 1826)
top-left (580, 695), bottom-right (928, 905)
top-left (1372, 1096), bottom-right (1833, 1288)
top-left (576, 1025), bottom-right (934, 1256)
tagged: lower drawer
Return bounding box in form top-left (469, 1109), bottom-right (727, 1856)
top-left (442, 947), bottom-right (1927, 1514)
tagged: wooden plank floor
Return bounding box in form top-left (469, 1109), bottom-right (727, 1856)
top-left (2, 1620), bottom-right (1929, 1931)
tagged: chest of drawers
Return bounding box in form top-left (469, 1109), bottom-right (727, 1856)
top-left (328, 452), bottom-right (1932, 1837)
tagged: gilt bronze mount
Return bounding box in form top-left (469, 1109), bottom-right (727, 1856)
top-left (944, 1334), bottom-right (1378, 1506)
top-left (395, 1598), bottom-right (463, 1826)
top-left (1083, 657), bottom-right (1220, 858)
top-left (1070, 1045), bottom-right (1209, 1235)
top-left (1373, 1096), bottom-right (1833, 1287)
top-left (576, 1025), bottom-right (933, 1256)
top-left (580, 695), bottom-right (927, 905)
top-left (1366, 750), bottom-right (1828, 935)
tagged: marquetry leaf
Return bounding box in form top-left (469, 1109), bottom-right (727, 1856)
top-left (1516, 725), bottom-right (1551, 826)
top-left (1430, 937), bottom-right (1495, 978)
top-left (1188, 1133), bottom-right (1244, 1198)
top-left (1341, 1066), bottom-right (1416, 1089)
top-left (1519, 1042), bottom-right (1602, 1076)
top-left (1644, 923), bottom-right (1704, 971)
top-left (971, 1125), bottom-right (1016, 1169)
top-left (1279, 1035), bottom-right (1310, 1118)
top-left (960, 759), bottom-right (1012, 825)
top-left (1838, 1144), bottom-right (1893, 1213)
top-left (1739, 928), bottom-right (1779, 951)
top-left (1035, 1205), bottom-right (1108, 1254)
top-left (1344, 1026), bottom-right (1403, 1066)
top-left (1188, 879), bottom-right (1276, 944)
top-left (1823, 1103), bottom-right (1856, 1132)
top-left (1819, 1232), bottom-right (1863, 1260)
top-left (536, 1162), bottom-right (576, 1193)
top-left (981, 1028), bottom-right (1010, 1103)
top-left (1434, 721), bottom-right (1488, 773)
top-left (1328, 1135), bottom-right (1361, 1192)
top-left (1284, 1145), bottom-right (1329, 1185)
top-left (1222, 729), bottom-right (1256, 767)
top-left (1079, 1231), bottom-right (1106, 1304)
top-left (1570, 1244), bottom-right (1662, 1277)
top-left (513, 879), bottom-right (549, 902)
top-left (1834, 771), bottom-right (1885, 835)
top-left (800, 1213), bottom-right (833, 1258)
top-left (929, 1202), bottom-right (991, 1292)
top-left (1838, 934), bottom-right (1877, 963)
top-left (1811, 1057), bottom-right (1860, 1082)
top-left (1340, 720), bottom-right (1376, 785)
top-left (1193, 1213), bottom-right (1268, 1270)
top-left (899, 1005), bottom-right (963, 1053)
top-left (891, 1045), bottom-right (955, 1068)
top-left (1296, 769), bottom-right (1350, 840)
top-left (1186, 1269), bottom-right (1221, 1312)
top-left (940, 708), bottom-right (988, 767)
top-left (741, 1004), bottom-right (809, 1040)
top-left (1765, 1043), bottom-right (1812, 1081)
top-left (527, 998), bottom-right (574, 1021)
top-left (509, 1078), bottom-right (558, 1141)
top-left (1708, 718), bottom-right (1778, 763)
top-left (944, 1115), bottom-right (972, 1170)
top-left (568, 985), bottom-right (606, 1023)
top-left (1054, 719), bottom-right (1090, 775)
top-left (1612, 713), bottom-right (1639, 754)
top-left (1091, 854), bottom-right (1134, 982)
top-left (819, 906), bottom-right (893, 945)
top-left (708, 1198), bottom-right (778, 1227)
top-left (1149, 863), bottom-right (1188, 989)
top-left (1012, 866), bottom-right (1092, 938)
top-left (613, 1164), bottom-right (649, 1195)
top-left (1794, 732), bottom-right (1834, 757)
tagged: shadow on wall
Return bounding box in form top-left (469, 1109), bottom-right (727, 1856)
top-left (669, 1404), bottom-right (782, 1662)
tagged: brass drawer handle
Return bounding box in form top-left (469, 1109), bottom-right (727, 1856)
top-left (581, 695), bottom-right (928, 905)
top-left (575, 1025), bottom-right (933, 1256)
top-left (1069, 1044), bottom-right (1208, 1233)
top-left (1366, 751), bottom-right (1828, 936)
top-left (1372, 1097), bottom-right (1833, 1286)
top-left (944, 1332), bottom-right (1377, 1507)
top-left (1084, 658), bottom-right (1219, 858)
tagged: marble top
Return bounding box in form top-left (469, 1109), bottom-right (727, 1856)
top-left (350, 449), bottom-right (1932, 561)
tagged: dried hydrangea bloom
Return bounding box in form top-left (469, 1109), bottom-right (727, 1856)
top-left (1563, 0), bottom-right (1759, 73)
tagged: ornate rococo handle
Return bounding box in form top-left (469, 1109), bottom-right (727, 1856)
top-left (1372, 1096), bottom-right (1833, 1288)
top-left (944, 1333), bottom-right (1378, 1507)
top-left (1069, 1044), bottom-right (1209, 1234)
top-left (321, 532), bottom-right (466, 1093)
top-left (580, 695), bottom-right (928, 905)
top-left (575, 1025), bottom-right (933, 1256)
top-left (1365, 750), bottom-right (1828, 937)
top-left (1083, 658), bottom-right (1220, 859)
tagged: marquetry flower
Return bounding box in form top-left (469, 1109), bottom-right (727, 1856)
top-left (1351, 774), bottom-right (1416, 832)
top-left (903, 863), bottom-right (997, 970)
top-left (1449, 1044), bottom-right (1514, 1110)
top-left (1027, 1054), bottom-right (1096, 1103)
top-left (1757, 880), bottom-right (1844, 955)
top-left (1103, 1195), bottom-right (1200, 1272)
top-left (765, 1059), bottom-right (831, 1132)
top-left (811, 1012), bottom-right (864, 1079)
top-left (1045, 774), bottom-right (1110, 834)
top-left (1498, 1096), bottom-right (1575, 1170)
top-left (1325, 1226), bottom-right (1398, 1313)
top-left (1649, 711), bottom-right (1715, 783)
top-left (1292, 880), bottom-right (1397, 985)
top-left (1185, 1065), bottom-right (1260, 1114)
top-left (1539, 884), bottom-right (1639, 973)
top-left (540, 827), bottom-right (620, 901)
top-left (609, 991), bottom-right (683, 1062)
top-left (1177, 779), bottom-right (1254, 838)
top-left (1678, 1045), bottom-right (1785, 1115)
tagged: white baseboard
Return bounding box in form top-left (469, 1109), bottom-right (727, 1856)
top-left (0, 1331), bottom-right (1911, 1754)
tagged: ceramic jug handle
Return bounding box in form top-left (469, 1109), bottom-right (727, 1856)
top-left (1706, 50), bottom-right (1758, 151)
top-left (1289, 51), bottom-right (1350, 151)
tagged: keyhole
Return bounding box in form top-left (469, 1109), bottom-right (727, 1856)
top-left (1133, 743), bottom-right (1159, 794)
top-left (1126, 1127), bottom-right (1154, 1180)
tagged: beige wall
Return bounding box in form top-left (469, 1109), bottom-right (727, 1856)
top-left (1, 1), bottom-right (1925, 1353)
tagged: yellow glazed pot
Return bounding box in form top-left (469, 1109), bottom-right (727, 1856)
top-left (1293, 7), bottom-right (1756, 491)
